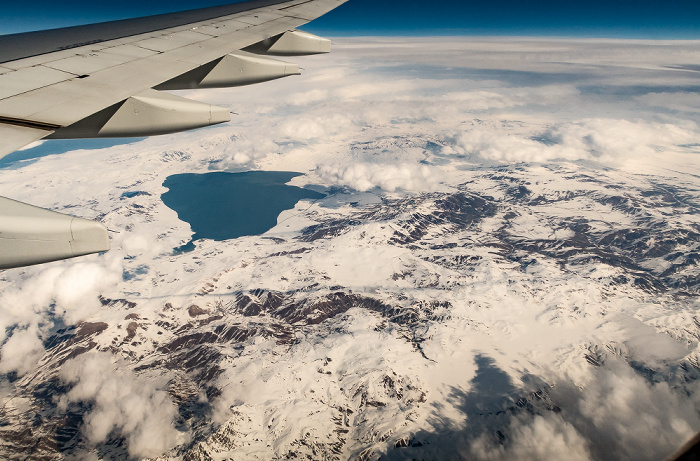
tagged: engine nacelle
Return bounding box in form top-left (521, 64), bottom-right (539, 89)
top-left (48, 89), bottom-right (230, 139)
top-left (245, 30), bottom-right (331, 56)
top-left (0, 196), bottom-right (109, 269)
top-left (155, 52), bottom-right (301, 90)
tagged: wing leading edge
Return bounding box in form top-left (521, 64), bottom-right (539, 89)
top-left (0, 0), bottom-right (348, 269)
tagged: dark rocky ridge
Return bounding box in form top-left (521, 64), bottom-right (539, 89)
top-left (1, 165), bottom-right (698, 459)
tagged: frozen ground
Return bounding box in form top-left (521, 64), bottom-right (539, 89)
top-left (1, 37), bottom-right (700, 460)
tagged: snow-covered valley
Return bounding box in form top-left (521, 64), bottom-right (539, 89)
top-left (1, 37), bottom-right (700, 460)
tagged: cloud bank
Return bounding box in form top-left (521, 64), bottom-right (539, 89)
top-left (470, 362), bottom-right (699, 461)
top-left (58, 352), bottom-right (184, 458)
top-left (1, 37), bottom-right (699, 460)
top-left (469, 414), bottom-right (593, 461)
top-left (0, 325), bottom-right (44, 376)
top-left (448, 118), bottom-right (700, 164)
top-left (316, 163), bottom-right (437, 192)
top-left (0, 256), bottom-right (122, 377)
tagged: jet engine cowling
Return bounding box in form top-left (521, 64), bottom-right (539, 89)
top-left (48, 89), bottom-right (230, 139)
top-left (155, 52), bottom-right (301, 90)
top-left (245, 30), bottom-right (331, 56)
top-left (0, 197), bottom-right (110, 270)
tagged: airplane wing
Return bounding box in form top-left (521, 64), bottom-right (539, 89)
top-left (0, 0), bottom-right (348, 269)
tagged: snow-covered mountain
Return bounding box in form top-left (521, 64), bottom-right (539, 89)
top-left (1, 37), bottom-right (699, 460)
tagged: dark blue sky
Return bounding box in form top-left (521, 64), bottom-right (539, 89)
top-left (1, 0), bottom-right (699, 38)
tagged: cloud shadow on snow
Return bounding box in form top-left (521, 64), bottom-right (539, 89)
top-left (385, 354), bottom-right (558, 459)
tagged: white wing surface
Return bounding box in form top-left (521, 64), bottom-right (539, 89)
top-left (0, 0), bottom-right (348, 269)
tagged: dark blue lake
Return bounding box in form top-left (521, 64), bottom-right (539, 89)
top-left (161, 171), bottom-right (325, 252)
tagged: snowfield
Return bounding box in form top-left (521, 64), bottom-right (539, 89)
top-left (1, 37), bottom-right (700, 460)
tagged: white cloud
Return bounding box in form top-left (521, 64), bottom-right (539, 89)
top-left (119, 232), bottom-right (160, 258)
top-left (58, 352), bottom-right (185, 458)
top-left (52, 259), bottom-right (122, 324)
top-left (544, 119), bottom-right (700, 163)
top-left (567, 362), bottom-right (700, 461)
top-left (316, 162), bottom-right (437, 192)
top-left (467, 361), bottom-right (699, 461)
top-left (0, 325), bottom-right (44, 376)
top-left (636, 92), bottom-right (700, 114)
top-left (0, 256), bottom-right (121, 343)
top-left (277, 114), bottom-right (354, 141)
top-left (454, 126), bottom-right (576, 163)
top-left (286, 89), bottom-right (329, 106)
top-left (470, 414), bottom-right (593, 461)
top-left (279, 118), bottom-right (327, 140)
top-left (445, 91), bottom-right (523, 111)
top-left (306, 67), bottom-right (349, 83)
top-left (216, 133), bottom-right (280, 167)
top-left (452, 118), bottom-right (700, 164)
top-left (335, 80), bottom-right (420, 100)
